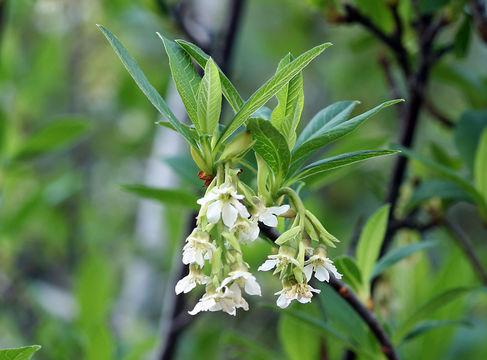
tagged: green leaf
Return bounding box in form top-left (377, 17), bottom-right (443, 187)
top-left (0, 346), bottom-right (41, 360)
top-left (159, 34), bottom-right (201, 127)
top-left (97, 25), bottom-right (196, 147)
top-left (292, 99), bottom-right (402, 165)
top-left (290, 150), bottom-right (397, 182)
top-left (453, 14), bottom-right (472, 58)
top-left (278, 304), bottom-right (320, 360)
top-left (334, 255), bottom-right (363, 293)
top-left (370, 240), bottom-right (437, 280)
top-left (175, 39), bottom-right (244, 112)
top-left (217, 42), bottom-right (332, 147)
top-left (454, 110), bottom-right (487, 172)
top-left (197, 58), bottom-right (222, 135)
top-left (247, 118), bottom-right (290, 181)
top-left (474, 128), bottom-right (487, 203)
top-left (122, 184), bottom-right (199, 209)
top-left (394, 287), bottom-right (477, 342)
top-left (401, 319), bottom-right (472, 344)
top-left (270, 53), bottom-right (304, 149)
top-left (14, 117), bottom-right (90, 158)
top-left (395, 145), bottom-right (487, 217)
top-left (406, 179), bottom-right (474, 211)
top-left (356, 204), bottom-right (390, 295)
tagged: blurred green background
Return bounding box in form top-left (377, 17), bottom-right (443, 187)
top-left (1, 0), bottom-right (487, 359)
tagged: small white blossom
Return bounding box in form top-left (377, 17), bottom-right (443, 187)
top-left (219, 269), bottom-right (261, 296)
top-left (197, 182), bottom-right (250, 227)
top-left (182, 231), bottom-right (215, 267)
top-left (258, 246), bottom-right (301, 273)
top-left (253, 202), bottom-right (290, 227)
top-left (303, 247), bottom-right (342, 282)
top-left (175, 265), bottom-right (209, 294)
top-left (275, 282), bottom-right (320, 308)
top-left (231, 218), bottom-right (259, 243)
top-left (189, 283), bottom-right (249, 316)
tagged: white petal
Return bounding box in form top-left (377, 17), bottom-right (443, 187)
top-left (268, 205), bottom-right (290, 215)
top-left (182, 248), bottom-right (196, 265)
top-left (258, 259), bottom-right (278, 271)
top-left (222, 203), bottom-right (238, 227)
top-left (298, 296), bottom-right (312, 304)
top-left (315, 265), bottom-right (330, 282)
top-left (303, 264), bottom-right (313, 282)
top-left (326, 263), bottom-right (343, 279)
top-left (244, 277), bottom-right (262, 296)
top-left (261, 213), bottom-right (278, 227)
top-left (207, 200), bottom-right (222, 224)
top-left (276, 293), bottom-right (291, 308)
top-left (188, 298), bottom-right (216, 315)
top-left (234, 200), bottom-right (250, 218)
top-left (175, 278), bottom-right (187, 294)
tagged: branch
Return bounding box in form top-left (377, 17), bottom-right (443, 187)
top-left (443, 217), bottom-right (487, 285)
top-left (258, 224), bottom-right (400, 360)
top-left (424, 98), bottom-right (455, 128)
top-left (470, 0), bottom-right (487, 43)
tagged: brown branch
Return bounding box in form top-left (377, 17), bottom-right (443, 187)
top-left (259, 224), bottom-right (400, 360)
top-left (424, 98), bottom-right (455, 128)
top-left (470, 0), bottom-right (487, 43)
top-left (443, 217), bottom-right (487, 285)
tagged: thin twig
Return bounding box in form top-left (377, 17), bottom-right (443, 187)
top-left (424, 98), bottom-right (455, 128)
top-left (259, 225), bottom-right (400, 360)
top-left (443, 217), bottom-right (487, 285)
top-left (469, 0), bottom-right (487, 43)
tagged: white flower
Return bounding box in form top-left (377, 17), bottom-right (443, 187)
top-left (253, 202), bottom-right (290, 227)
top-left (258, 246), bottom-right (301, 273)
top-left (231, 218), bottom-right (260, 243)
top-left (197, 182), bottom-right (250, 227)
top-left (219, 269), bottom-right (261, 296)
top-left (175, 265), bottom-right (209, 294)
top-left (189, 283), bottom-right (249, 316)
top-left (275, 282), bottom-right (320, 308)
top-left (303, 247), bottom-right (342, 282)
top-left (182, 231), bottom-right (215, 267)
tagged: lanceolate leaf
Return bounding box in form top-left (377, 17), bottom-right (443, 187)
top-left (334, 255), bottom-right (363, 293)
top-left (270, 53), bottom-right (304, 149)
top-left (122, 184), bottom-right (199, 209)
top-left (401, 319), bottom-right (472, 344)
top-left (474, 128), bottom-right (487, 203)
top-left (292, 99), bottom-right (402, 164)
top-left (159, 34), bottom-right (201, 128)
top-left (295, 100), bottom-right (358, 149)
top-left (175, 39), bottom-right (244, 112)
top-left (217, 42), bottom-right (333, 148)
top-left (394, 287), bottom-right (477, 343)
top-left (0, 345), bottom-right (41, 360)
top-left (289, 150), bottom-right (397, 182)
top-left (370, 240), bottom-right (437, 280)
top-left (247, 118), bottom-right (290, 180)
top-left (356, 204), bottom-right (390, 294)
top-left (97, 25), bottom-right (196, 147)
top-left (197, 58), bottom-right (222, 135)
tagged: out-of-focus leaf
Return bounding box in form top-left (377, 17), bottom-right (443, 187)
top-left (164, 155), bottom-right (201, 187)
top-left (355, 0), bottom-right (393, 31)
top-left (217, 42), bottom-right (332, 147)
top-left (247, 118), bottom-right (290, 180)
top-left (159, 35), bottom-right (201, 127)
top-left (97, 25), bottom-right (196, 146)
top-left (394, 287), bottom-right (477, 342)
top-left (396, 145), bottom-right (487, 216)
top-left (270, 53), bottom-right (304, 149)
top-left (14, 117), bottom-right (90, 158)
top-left (356, 204), bottom-right (390, 294)
top-left (122, 184), bottom-right (198, 209)
top-left (406, 179), bottom-right (474, 210)
top-left (175, 39), bottom-right (244, 112)
top-left (419, 0), bottom-right (449, 13)
top-left (278, 304), bottom-right (320, 360)
top-left (292, 99), bottom-right (402, 165)
top-left (289, 150), bottom-right (397, 182)
top-left (0, 346), bottom-right (41, 360)
top-left (474, 128), bottom-right (487, 203)
top-left (371, 240), bottom-right (437, 280)
top-left (429, 142), bottom-right (460, 169)
top-left (334, 255), bottom-right (363, 293)
top-left (223, 331), bottom-right (283, 360)
top-left (121, 337), bottom-right (158, 360)
top-left (401, 319), bottom-right (472, 344)
top-left (454, 14), bottom-right (472, 58)
top-left (197, 58), bottom-right (222, 135)
top-left (454, 110), bottom-right (487, 172)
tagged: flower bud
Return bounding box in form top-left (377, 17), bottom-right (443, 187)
top-left (191, 145), bottom-right (212, 174)
top-left (219, 130), bottom-right (255, 162)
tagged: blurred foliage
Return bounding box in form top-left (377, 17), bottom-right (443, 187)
top-left (0, 0), bottom-right (486, 359)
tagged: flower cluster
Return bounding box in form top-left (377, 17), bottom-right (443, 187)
top-left (176, 163), bottom-right (342, 315)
